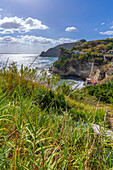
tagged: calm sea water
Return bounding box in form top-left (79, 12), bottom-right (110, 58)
top-left (0, 54), bottom-right (84, 89)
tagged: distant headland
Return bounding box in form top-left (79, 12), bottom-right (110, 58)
top-left (40, 42), bottom-right (78, 57)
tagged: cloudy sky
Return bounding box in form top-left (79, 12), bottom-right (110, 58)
top-left (0, 0), bottom-right (113, 53)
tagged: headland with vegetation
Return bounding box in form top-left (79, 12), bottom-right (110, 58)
top-left (0, 38), bottom-right (113, 169)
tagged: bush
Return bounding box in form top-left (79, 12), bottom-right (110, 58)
top-left (85, 81), bottom-right (113, 103)
top-left (0, 62), bottom-right (112, 169)
top-left (34, 89), bottom-right (68, 113)
top-left (56, 83), bottom-right (72, 96)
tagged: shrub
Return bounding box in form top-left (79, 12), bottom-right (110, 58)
top-left (56, 82), bottom-right (72, 96)
top-left (34, 89), bottom-right (68, 113)
top-left (85, 81), bottom-right (113, 103)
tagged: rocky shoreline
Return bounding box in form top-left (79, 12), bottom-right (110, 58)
top-left (46, 38), bottom-right (113, 85)
top-left (51, 60), bottom-right (104, 81)
top-left (50, 52), bottom-right (106, 83)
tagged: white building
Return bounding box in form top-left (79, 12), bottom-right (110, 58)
top-left (73, 51), bottom-right (80, 55)
top-left (108, 50), bottom-right (113, 54)
top-left (104, 55), bottom-right (113, 60)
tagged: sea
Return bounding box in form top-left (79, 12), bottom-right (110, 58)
top-left (0, 53), bottom-right (84, 89)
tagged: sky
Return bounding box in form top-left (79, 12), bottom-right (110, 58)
top-left (0, 0), bottom-right (113, 53)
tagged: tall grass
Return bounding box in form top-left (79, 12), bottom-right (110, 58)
top-left (0, 63), bottom-right (112, 169)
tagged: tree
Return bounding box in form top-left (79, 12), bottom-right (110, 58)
top-left (80, 39), bottom-right (86, 43)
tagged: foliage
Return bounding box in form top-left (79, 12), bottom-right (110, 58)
top-left (53, 52), bottom-right (71, 69)
top-left (54, 42), bottom-right (107, 71)
top-left (0, 63), bottom-right (113, 169)
top-left (84, 81), bottom-right (113, 103)
top-left (71, 53), bottom-right (78, 59)
top-left (34, 89), bottom-right (69, 113)
top-left (73, 38), bottom-right (113, 53)
top-left (56, 82), bottom-right (73, 96)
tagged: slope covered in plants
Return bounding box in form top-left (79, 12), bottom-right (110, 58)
top-left (0, 63), bottom-right (113, 169)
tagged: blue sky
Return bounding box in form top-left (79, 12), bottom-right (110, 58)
top-left (0, 0), bottom-right (113, 53)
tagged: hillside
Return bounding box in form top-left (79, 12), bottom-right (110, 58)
top-left (40, 39), bottom-right (86, 57)
top-left (0, 62), bottom-right (113, 169)
top-left (73, 38), bottom-right (113, 52)
top-left (51, 38), bottom-right (113, 82)
top-left (52, 48), bottom-right (107, 81)
top-left (40, 42), bottom-right (76, 57)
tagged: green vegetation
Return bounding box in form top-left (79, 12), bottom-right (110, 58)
top-left (78, 52), bottom-right (104, 63)
top-left (54, 50), bottom-right (106, 71)
top-left (84, 81), bottom-right (113, 104)
top-left (56, 82), bottom-right (72, 96)
top-left (53, 38), bottom-right (113, 71)
top-left (73, 38), bottom-right (113, 52)
top-left (0, 63), bottom-right (113, 169)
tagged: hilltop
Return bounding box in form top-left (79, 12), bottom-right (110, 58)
top-left (72, 38), bottom-right (113, 52)
top-left (40, 39), bottom-right (86, 57)
top-left (40, 38), bottom-right (113, 58)
top-left (51, 38), bottom-right (113, 83)
top-left (40, 42), bottom-right (76, 57)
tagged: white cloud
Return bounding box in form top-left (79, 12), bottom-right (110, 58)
top-left (0, 35), bottom-right (76, 46)
top-left (0, 29), bottom-right (14, 34)
top-left (0, 8), bottom-right (3, 12)
top-left (0, 36), bottom-right (19, 44)
top-left (20, 35), bottom-right (54, 44)
top-left (20, 35), bottom-right (76, 45)
top-left (99, 31), bottom-right (113, 35)
top-left (110, 25), bottom-right (113, 29)
top-left (24, 17), bottom-right (48, 31)
top-left (101, 22), bottom-right (105, 25)
top-left (0, 35), bottom-right (77, 53)
top-left (57, 38), bottom-right (76, 44)
top-left (65, 27), bottom-right (77, 32)
top-left (0, 16), bottom-right (48, 34)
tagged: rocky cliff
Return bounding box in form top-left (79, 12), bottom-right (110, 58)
top-left (40, 42), bottom-right (76, 57)
top-left (51, 49), bottom-right (107, 81)
top-left (52, 59), bottom-right (104, 80)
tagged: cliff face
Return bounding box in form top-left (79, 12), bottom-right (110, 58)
top-left (40, 42), bottom-right (76, 57)
top-left (98, 62), bottom-right (113, 84)
top-left (53, 60), bottom-right (104, 80)
top-left (52, 49), bottom-right (106, 81)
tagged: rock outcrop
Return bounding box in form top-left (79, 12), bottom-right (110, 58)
top-left (40, 42), bottom-right (76, 57)
top-left (52, 59), bottom-right (104, 80)
top-left (51, 48), bottom-right (107, 81)
top-left (98, 62), bottom-right (113, 84)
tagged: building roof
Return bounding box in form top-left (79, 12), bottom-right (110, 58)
top-left (104, 55), bottom-right (113, 58)
top-left (79, 52), bottom-right (86, 54)
top-left (109, 50), bottom-right (113, 52)
top-left (90, 80), bottom-right (96, 84)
